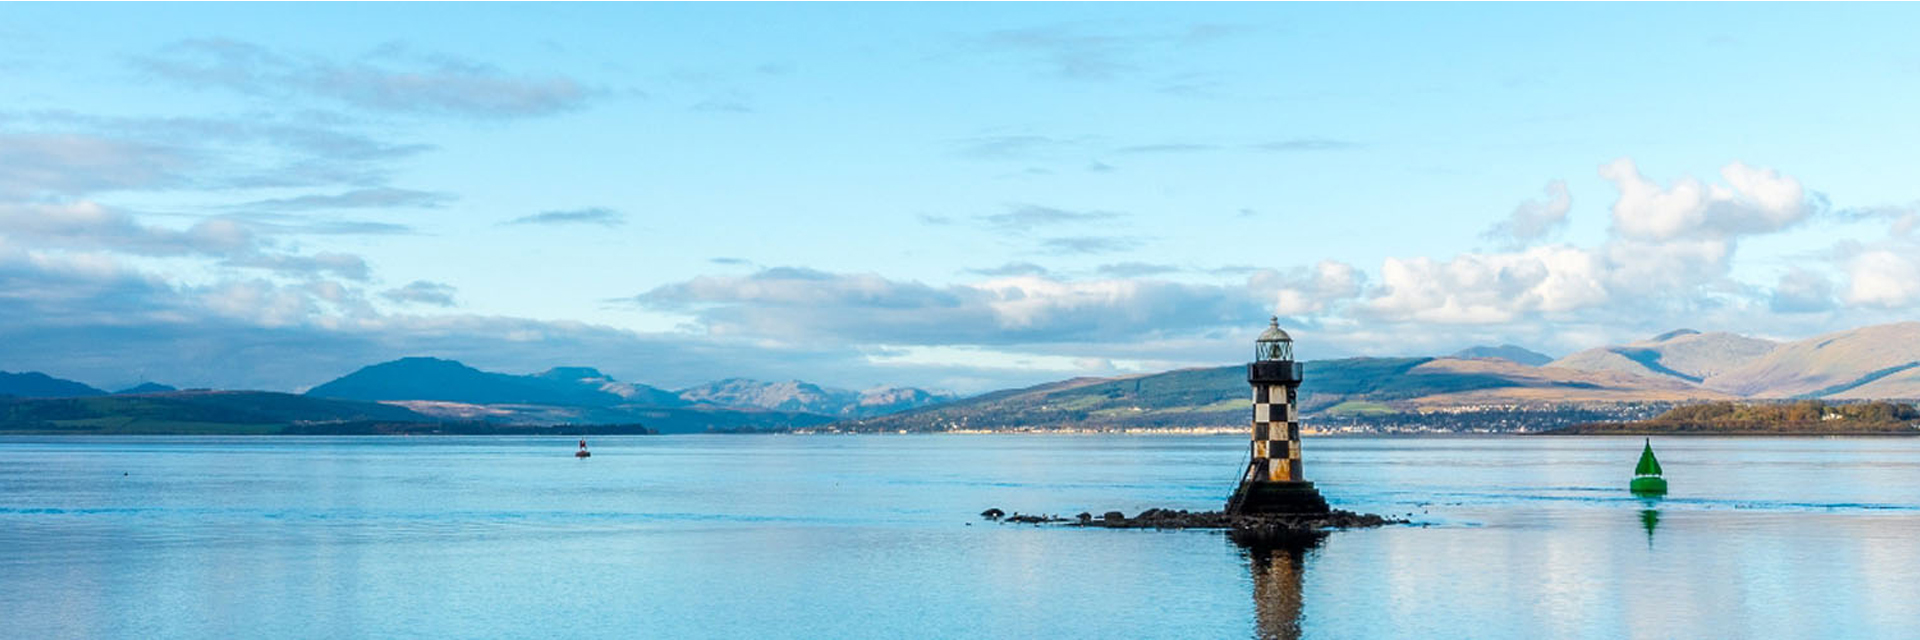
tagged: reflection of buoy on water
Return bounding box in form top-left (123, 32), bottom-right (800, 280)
top-left (575, 438), bottom-right (591, 458)
top-left (1630, 438), bottom-right (1665, 495)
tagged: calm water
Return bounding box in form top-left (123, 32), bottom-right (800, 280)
top-left (3, 435), bottom-right (1917, 639)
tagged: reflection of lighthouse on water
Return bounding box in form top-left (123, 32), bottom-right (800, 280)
top-left (1247, 540), bottom-right (1313, 640)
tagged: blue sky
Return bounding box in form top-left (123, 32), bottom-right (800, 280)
top-left (3, 3), bottom-right (1918, 393)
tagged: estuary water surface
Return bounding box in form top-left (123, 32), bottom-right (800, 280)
top-left (3, 435), bottom-right (1917, 639)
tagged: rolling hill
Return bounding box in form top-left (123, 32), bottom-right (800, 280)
top-left (115, 382), bottom-right (178, 394)
top-left (1542, 322), bottom-right (1920, 400)
top-left (0, 390), bottom-right (432, 434)
top-left (827, 356), bottom-right (1722, 433)
top-left (1449, 345), bottom-right (1554, 366)
top-left (677, 378), bottom-right (955, 417)
top-left (1700, 322), bottom-right (1920, 398)
top-left (0, 371), bottom-right (108, 398)
top-left (303, 358), bottom-right (935, 432)
top-left (307, 357), bottom-right (675, 407)
top-left (1548, 329), bottom-right (1778, 384)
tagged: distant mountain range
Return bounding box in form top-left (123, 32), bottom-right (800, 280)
top-left (1545, 322), bottom-right (1920, 399)
top-left (832, 322), bottom-right (1920, 432)
top-left (1549, 329), bottom-right (1778, 384)
top-left (306, 358), bottom-right (683, 408)
top-left (2, 357), bottom-right (950, 434)
top-left (302, 357), bottom-right (954, 422)
top-left (677, 378), bottom-right (955, 418)
top-left (8, 321), bottom-right (1920, 434)
top-left (831, 355), bottom-right (1720, 433)
top-left (0, 372), bottom-right (179, 399)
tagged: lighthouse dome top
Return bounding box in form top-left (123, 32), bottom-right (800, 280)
top-left (1256, 316), bottom-right (1291, 343)
top-left (1254, 317), bottom-right (1294, 362)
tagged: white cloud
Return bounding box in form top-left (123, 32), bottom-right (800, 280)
top-left (1844, 250), bottom-right (1920, 308)
top-left (1483, 180), bottom-right (1572, 245)
top-left (1599, 238), bottom-right (1731, 297)
top-left (0, 201), bottom-right (253, 256)
top-left (1770, 268), bottom-right (1836, 313)
top-left (0, 133), bottom-right (189, 198)
top-left (635, 267), bottom-right (1261, 346)
top-left (1600, 158), bottom-right (1814, 241)
top-left (382, 280), bottom-right (458, 307)
top-left (1363, 245), bottom-right (1608, 324)
top-left (1250, 260), bottom-right (1365, 316)
top-left (224, 251), bottom-right (371, 281)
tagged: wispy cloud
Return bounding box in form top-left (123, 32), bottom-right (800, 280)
top-left (949, 133), bottom-right (1357, 162)
top-left (967, 25), bottom-right (1142, 81)
top-left (950, 134), bottom-right (1090, 160)
top-left (136, 39), bottom-right (598, 118)
top-left (504, 207), bottom-right (625, 227)
top-left (691, 90), bottom-right (755, 114)
top-left (1097, 262), bottom-right (1180, 277)
top-left (1249, 138), bottom-right (1360, 152)
top-left (978, 204), bottom-right (1124, 231)
top-left (232, 187), bottom-right (453, 212)
top-left (1114, 142), bottom-right (1218, 155)
top-left (1482, 180), bottom-right (1572, 247)
top-left (967, 262), bottom-right (1052, 277)
top-left (2, 111), bottom-right (436, 195)
top-left (225, 251), bottom-right (372, 282)
top-left (230, 216), bottom-right (416, 236)
top-left (960, 22), bottom-right (1256, 82)
top-left (382, 280), bottom-right (458, 307)
top-left (1040, 235), bottom-right (1141, 255)
top-left (0, 201), bottom-right (252, 257)
top-left (0, 132), bottom-right (191, 198)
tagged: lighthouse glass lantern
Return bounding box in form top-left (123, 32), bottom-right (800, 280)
top-left (1255, 319), bottom-right (1293, 362)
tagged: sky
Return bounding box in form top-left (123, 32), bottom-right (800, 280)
top-left (3, 3), bottom-right (1919, 394)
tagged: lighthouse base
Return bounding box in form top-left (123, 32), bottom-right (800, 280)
top-left (1227, 481), bottom-right (1330, 516)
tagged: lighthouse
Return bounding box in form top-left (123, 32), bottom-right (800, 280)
top-left (1227, 317), bottom-right (1329, 515)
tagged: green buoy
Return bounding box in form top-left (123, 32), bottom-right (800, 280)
top-left (1630, 438), bottom-right (1667, 496)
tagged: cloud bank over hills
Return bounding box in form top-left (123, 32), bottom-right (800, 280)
top-left (3, 4), bottom-right (1920, 394)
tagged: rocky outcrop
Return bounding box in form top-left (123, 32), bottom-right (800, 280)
top-left (980, 506), bottom-right (1404, 547)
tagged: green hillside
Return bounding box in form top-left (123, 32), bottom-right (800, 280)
top-left (0, 391), bottom-right (432, 434)
top-left (0, 391), bottom-right (684, 435)
top-left (824, 357), bottom-right (1571, 432)
top-left (1545, 400), bottom-right (1920, 435)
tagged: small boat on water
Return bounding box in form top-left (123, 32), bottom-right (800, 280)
top-left (1630, 438), bottom-right (1665, 495)
top-left (575, 439), bottom-right (591, 458)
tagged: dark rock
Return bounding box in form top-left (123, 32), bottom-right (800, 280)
top-left (1076, 512), bottom-right (1092, 524)
top-left (1004, 512), bottom-right (1068, 524)
top-left (980, 508), bottom-right (1005, 521)
top-left (1102, 511), bottom-right (1126, 522)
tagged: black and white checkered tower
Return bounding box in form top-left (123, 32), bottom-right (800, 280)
top-left (1227, 317), bottom-right (1329, 515)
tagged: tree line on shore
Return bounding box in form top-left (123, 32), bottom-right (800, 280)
top-left (1548, 400), bottom-right (1920, 435)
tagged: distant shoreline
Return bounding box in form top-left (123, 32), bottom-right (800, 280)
top-left (1534, 426), bottom-right (1920, 437)
top-left (8, 428), bottom-right (1920, 438)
